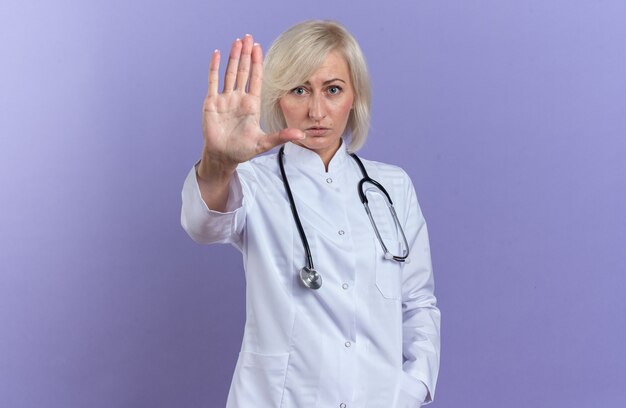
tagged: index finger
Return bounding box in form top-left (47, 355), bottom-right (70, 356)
top-left (248, 43), bottom-right (263, 97)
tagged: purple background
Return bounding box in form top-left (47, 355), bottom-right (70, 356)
top-left (2, 1), bottom-right (625, 407)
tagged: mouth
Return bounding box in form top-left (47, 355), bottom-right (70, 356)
top-left (305, 127), bottom-right (331, 136)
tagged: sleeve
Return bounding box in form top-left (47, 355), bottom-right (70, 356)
top-left (180, 164), bottom-right (250, 249)
top-left (399, 173), bottom-right (441, 405)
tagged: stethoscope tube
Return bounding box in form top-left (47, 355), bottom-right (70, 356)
top-left (350, 153), bottom-right (411, 263)
top-left (278, 146), bottom-right (410, 290)
top-left (278, 147), bottom-right (322, 289)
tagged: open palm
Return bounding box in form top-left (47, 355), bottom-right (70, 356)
top-left (200, 35), bottom-right (303, 172)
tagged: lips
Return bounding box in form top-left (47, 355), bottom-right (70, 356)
top-left (305, 127), bottom-right (331, 137)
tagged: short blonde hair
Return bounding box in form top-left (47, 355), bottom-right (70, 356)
top-left (261, 20), bottom-right (372, 152)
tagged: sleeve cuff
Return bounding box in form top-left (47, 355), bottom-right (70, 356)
top-left (399, 371), bottom-right (429, 403)
top-left (192, 162), bottom-right (244, 214)
top-left (180, 164), bottom-right (246, 245)
top-left (392, 370), bottom-right (431, 407)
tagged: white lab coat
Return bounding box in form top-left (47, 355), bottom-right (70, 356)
top-left (181, 141), bottom-right (440, 408)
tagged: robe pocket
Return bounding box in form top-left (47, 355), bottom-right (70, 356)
top-left (393, 371), bottom-right (428, 407)
top-left (374, 238), bottom-right (403, 300)
top-left (230, 351), bottom-right (290, 407)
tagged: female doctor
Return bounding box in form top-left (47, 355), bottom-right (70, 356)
top-left (181, 20), bottom-right (440, 408)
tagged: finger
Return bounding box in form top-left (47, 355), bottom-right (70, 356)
top-left (235, 34), bottom-right (253, 92)
top-left (256, 128), bottom-right (306, 154)
top-left (207, 49), bottom-right (220, 97)
top-left (248, 42), bottom-right (263, 97)
top-left (223, 38), bottom-right (242, 93)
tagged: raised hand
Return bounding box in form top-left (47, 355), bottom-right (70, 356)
top-left (199, 34), bottom-right (304, 178)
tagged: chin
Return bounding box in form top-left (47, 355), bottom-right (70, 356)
top-left (300, 138), bottom-right (337, 150)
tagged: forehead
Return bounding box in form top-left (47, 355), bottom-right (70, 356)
top-left (306, 50), bottom-right (351, 84)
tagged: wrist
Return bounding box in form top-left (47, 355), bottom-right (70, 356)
top-left (196, 156), bottom-right (237, 183)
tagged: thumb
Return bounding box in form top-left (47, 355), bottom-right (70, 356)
top-left (257, 128), bottom-right (305, 152)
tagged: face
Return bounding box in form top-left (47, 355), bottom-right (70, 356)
top-left (279, 50), bottom-right (355, 164)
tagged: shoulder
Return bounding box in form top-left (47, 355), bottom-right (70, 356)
top-left (356, 155), bottom-right (413, 187)
top-left (233, 151), bottom-right (282, 196)
top-left (356, 156), bottom-right (426, 221)
top-left (250, 150), bottom-right (280, 168)
top-left (231, 152), bottom-right (281, 204)
top-left (235, 151), bottom-right (280, 179)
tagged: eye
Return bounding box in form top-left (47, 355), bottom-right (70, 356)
top-left (291, 87), bottom-right (307, 96)
top-left (327, 85), bottom-right (342, 95)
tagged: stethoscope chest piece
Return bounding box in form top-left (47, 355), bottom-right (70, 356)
top-left (300, 267), bottom-right (322, 290)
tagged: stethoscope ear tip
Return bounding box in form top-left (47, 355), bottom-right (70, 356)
top-left (404, 257), bottom-right (411, 264)
top-left (384, 252), bottom-right (393, 260)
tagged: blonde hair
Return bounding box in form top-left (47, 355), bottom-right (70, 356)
top-left (261, 20), bottom-right (372, 152)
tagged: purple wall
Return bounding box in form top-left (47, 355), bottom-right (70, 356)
top-left (2, 1), bottom-right (625, 407)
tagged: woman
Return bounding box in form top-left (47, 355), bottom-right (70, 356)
top-left (181, 20), bottom-right (440, 408)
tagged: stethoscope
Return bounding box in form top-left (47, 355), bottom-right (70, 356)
top-left (278, 145), bottom-right (410, 290)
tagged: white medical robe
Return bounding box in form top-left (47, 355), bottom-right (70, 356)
top-left (181, 141), bottom-right (440, 408)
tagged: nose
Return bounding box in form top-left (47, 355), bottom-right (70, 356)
top-left (308, 93), bottom-right (326, 121)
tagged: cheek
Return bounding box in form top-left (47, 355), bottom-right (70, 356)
top-left (335, 98), bottom-right (354, 121)
top-left (279, 99), bottom-right (302, 126)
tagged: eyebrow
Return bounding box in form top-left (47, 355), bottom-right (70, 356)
top-left (304, 78), bottom-right (347, 85)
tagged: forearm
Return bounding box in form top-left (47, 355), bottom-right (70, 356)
top-left (401, 229), bottom-right (440, 402)
top-left (195, 155), bottom-right (237, 212)
top-left (181, 162), bottom-right (247, 246)
top-left (400, 175), bottom-right (441, 403)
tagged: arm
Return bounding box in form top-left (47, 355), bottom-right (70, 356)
top-left (181, 34), bottom-right (304, 243)
top-left (399, 175), bottom-right (441, 405)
